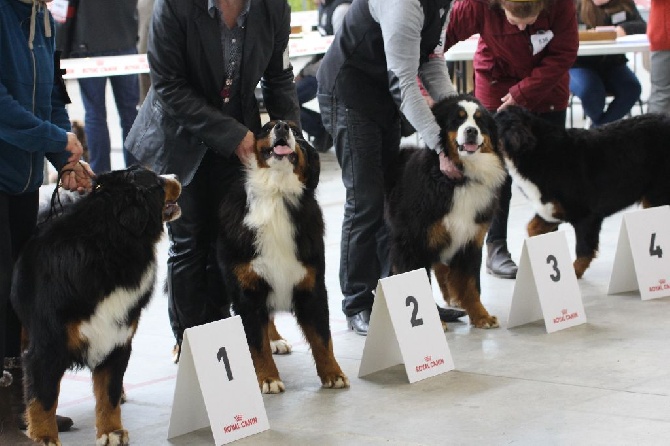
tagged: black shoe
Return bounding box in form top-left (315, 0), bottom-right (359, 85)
top-left (346, 309), bottom-right (371, 336)
top-left (436, 305), bottom-right (467, 322)
top-left (486, 240), bottom-right (518, 279)
top-left (313, 132), bottom-right (333, 153)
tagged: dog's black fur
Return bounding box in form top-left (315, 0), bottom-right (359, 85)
top-left (385, 94), bottom-right (507, 329)
top-left (11, 166), bottom-right (181, 445)
top-left (496, 105), bottom-right (670, 278)
top-left (216, 120), bottom-right (348, 393)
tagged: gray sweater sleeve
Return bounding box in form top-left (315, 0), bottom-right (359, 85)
top-left (370, 0), bottom-right (456, 152)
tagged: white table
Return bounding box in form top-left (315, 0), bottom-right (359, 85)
top-left (444, 34), bottom-right (650, 94)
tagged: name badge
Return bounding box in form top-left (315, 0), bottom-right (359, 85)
top-left (530, 30), bottom-right (554, 55)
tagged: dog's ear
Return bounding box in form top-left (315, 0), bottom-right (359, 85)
top-left (495, 108), bottom-right (536, 154)
top-left (300, 138), bottom-right (321, 190)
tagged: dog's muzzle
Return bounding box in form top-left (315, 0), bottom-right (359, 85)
top-left (262, 121), bottom-right (298, 164)
top-left (458, 126), bottom-right (481, 154)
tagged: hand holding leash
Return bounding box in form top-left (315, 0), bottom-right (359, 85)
top-left (235, 130), bottom-right (255, 166)
top-left (60, 160), bottom-right (95, 194)
top-left (65, 131), bottom-right (85, 163)
top-left (498, 93), bottom-right (518, 112)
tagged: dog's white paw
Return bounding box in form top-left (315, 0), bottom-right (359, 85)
top-left (261, 378), bottom-right (285, 394)
top-left (270, 339), bottom-right (292, 355)
top-left (322, 374), bottom-right (350, 389)
top-left (37, 440), bottom-right (61, 446)
top-left (96, 429), bottom-right (129, 446)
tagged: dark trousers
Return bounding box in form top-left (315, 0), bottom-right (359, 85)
top-left (77, 47), bottom-right (140, 173)
top-left (318, 92), bottom-right (400, 317)
top-left (166, 151), bottom-right (241, 344)
top-left (297, 75), bottom-right (325, 139)
top-left (0, 190), bottom-right (38, 364)
top-left (487, 108), bottom-right (566, 243)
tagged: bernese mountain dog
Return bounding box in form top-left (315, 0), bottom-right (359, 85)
top-left (496, 105), bottom-right (670, 278)
top-left (385, 94), bottom-right (506, 329)
top-left (216, 120), bottom-right (349, 394)
top-left (11, 166), bottom-right (181, 445)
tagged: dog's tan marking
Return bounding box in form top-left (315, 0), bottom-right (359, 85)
top-left (434, 264), bottom-right (498, 329)
top-left (254, 134), bottom-right (273, 169)
top-left (474, 223), bottom-right (488, 248)
top-left (267, 318), bottom-right (291, 354)
top-left (445, 130), bottom-right (463, 167)
top-left (433, 262), bottom-right (453, 308)
top-left (574, 257), bottom-right (594, 279)
top-left (479, 134), bottom-right (495, 154)
top-left (92, 367), bottom-right (125, 441)
top-left (296, 265), bottom-right (316, 292)
top-left (233, 263), bottom-right (263, 290)
top-left (26, 397), bottom-right (59, 444)
top-left (250, 324), bottom-right (284, 394)
top-left (299, 325), bottom-right (349, 389)
top-left (66, 321), bottom-right (86, 353)
top-left (163, 178), bottom-right (181, 203)
top-left (427, 221), bottom-right (451, 251)
top-left (294, 142), bottom-right (310, 185)
top-left (527, 214), bottom-right (560, 237)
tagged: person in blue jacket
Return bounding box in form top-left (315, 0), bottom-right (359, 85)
top-left (0, 0), bottom-right (92, 442)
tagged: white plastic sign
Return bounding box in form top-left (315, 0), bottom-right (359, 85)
top-left (359, 269), bottom-right (454, 383)
top-left (167, 317), bottom-right (269, 444)
top-left (508, 231), bottom-right (587, 333)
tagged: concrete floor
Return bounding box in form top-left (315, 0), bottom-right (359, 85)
top-left (43, 76), bottom-right (670, 445)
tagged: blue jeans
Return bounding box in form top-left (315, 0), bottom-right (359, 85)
top-left (296, 75), bottom-right (325, 138)
top-left (77, 48), bottom-right (139, 173)
top-left (318, 92), bottom-right (400, 317)
top-left (569, 64), bottom-right (641, 127)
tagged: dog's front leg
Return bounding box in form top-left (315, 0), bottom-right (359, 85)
top-left (247, 319), bottom-right (284, 394)
top-left (92, 345), bottom-right (131, 446)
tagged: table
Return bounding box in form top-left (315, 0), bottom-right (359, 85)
top-left (444, 34), bottom-right (650, 93)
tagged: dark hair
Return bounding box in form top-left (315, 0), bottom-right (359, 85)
top-left (579, 0), bottom-right (636, 28)
top-left (490, 0), bottom-right (551, 19)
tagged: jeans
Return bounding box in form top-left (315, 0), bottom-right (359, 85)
top-left (296, 75), bottom-right (325, 139)
top-left (318, 92), bottom-right (400, 317)
top-left (77, 47), bottom-right (139, 173)
top-left (569, 64), bottom-right (641, 127)
top-left (0, 190), bottom-right (38, 364)
top-left (487, 109), bottom-right (566, 244)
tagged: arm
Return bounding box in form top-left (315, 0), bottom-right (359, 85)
top-left (509, 1), bottom-right (579, 109)
top-left (261, 0), bottom-right (301, 128)
top-left (371, 0), bottom-right (454, 153)
top-left (148, 0), bottom-right (247, 158)
top-left (46, 51), bottom-right (74, 172)
top-left (617, 1), bottom-right (647, 36)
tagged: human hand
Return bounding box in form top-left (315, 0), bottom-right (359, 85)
top-left (615, 26), bottom-right (626, 37)
top-left (59, 160), bottom-right (95, 193)
top-left (234, 131), bottom-right (256, 166)
top-left (439, 150), bottom-right (462, 180)
top-left (497, 93), bottom-right (517, 112)
top-left (65, 131), bottom-right (84, 163)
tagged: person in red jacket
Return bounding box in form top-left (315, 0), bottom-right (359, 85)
top-left (647, 0), bottom-right (670, 114)
top-left (444, 0), bottom-right (578, 278)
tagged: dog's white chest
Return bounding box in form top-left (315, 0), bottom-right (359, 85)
top-left (244, 169), bottom-right (306, 312)
top-left (79, 263), bottom-right (156, 369)
top-left (504, 158), bottom-right (561, 223)
top-left (440, 153), bottom-right (506, 261)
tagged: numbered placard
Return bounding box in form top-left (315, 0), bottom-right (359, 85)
top-left (608, 206), bottom-right (670, 300)
top-left (508, 231), bottom-right (587, 333)
top-left (167, 317), bottom-right (269, 444)
top-left (358, 269), bottom-right (454, 383)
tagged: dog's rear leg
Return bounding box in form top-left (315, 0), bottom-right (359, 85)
top-left (267, 318), bottom-right (292, 355)
top-left (573, 217), bottom-right (602, 279)
top-left (24, 348), bottom-right (65, 445)
top-left (92, 345), bottom-right (131, 446)
top-left (293, 281), bottom-right (349, 389)
top-left (527, 214), bottom-right (560, 237)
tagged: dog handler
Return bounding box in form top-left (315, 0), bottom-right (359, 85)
top-left (317, 0), bottom-right (459, 336)
top-left (0, 0), bottom-right (93, 442)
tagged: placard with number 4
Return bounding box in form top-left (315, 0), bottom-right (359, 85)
top-left (608, 205), bottom-right (670, 300)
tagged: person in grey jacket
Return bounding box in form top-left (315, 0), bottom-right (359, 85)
top-left (317, 0), bottom-right (458, 336)
top-left (125, 0), bottom-right (300, 362)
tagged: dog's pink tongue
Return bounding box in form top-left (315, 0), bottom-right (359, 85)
top-left (463, 143), bottom-right (478, 153)
top-left (273, 145), bottom-right (293, 155)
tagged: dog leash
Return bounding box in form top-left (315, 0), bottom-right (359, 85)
top-left (42, 161), bottom-right (94, 224)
